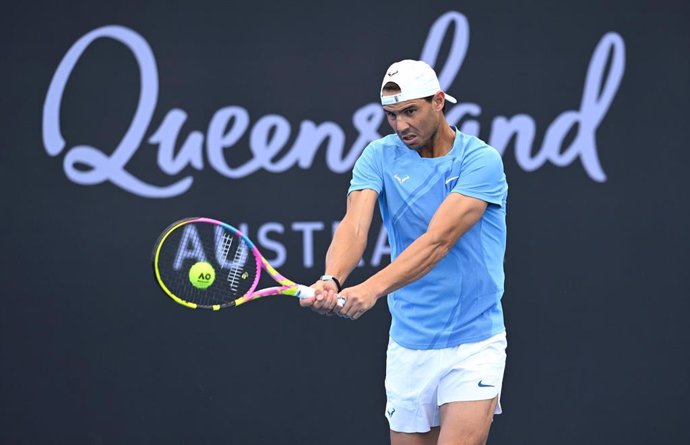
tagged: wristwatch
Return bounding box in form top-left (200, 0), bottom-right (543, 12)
top-left (319, 275), bottom-right (342, 293)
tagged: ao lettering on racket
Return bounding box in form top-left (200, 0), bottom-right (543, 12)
top-left (152, 217), bottom-right (346, 310)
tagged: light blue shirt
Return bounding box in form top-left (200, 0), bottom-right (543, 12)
top-left (348, 128), bottom-right (508, 349)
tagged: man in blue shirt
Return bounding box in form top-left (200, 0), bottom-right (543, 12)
top-left (301, 59), bottom-right (508, 445)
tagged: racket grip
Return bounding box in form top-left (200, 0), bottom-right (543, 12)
top-left (296, 286), bottom-right (346, 308)
top-left (296, 285), bottom-right (315, 298)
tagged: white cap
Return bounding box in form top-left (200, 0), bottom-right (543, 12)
top-left (380, 59), bottom-right (457, 106)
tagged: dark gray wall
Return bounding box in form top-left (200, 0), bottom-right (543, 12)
top-left (1, 0), bottom-right (688, 444)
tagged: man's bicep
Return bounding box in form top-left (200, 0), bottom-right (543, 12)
top-left (343, 189), bottom-right (379, 232)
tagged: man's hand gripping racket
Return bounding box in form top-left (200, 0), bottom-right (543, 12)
top-left (152, 217), bottom-right (346, 310)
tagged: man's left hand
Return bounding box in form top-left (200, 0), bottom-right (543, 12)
top-left (335, 283), bottom-right (379, 320)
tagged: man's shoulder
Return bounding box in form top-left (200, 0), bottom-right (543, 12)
top-left (369, 133), bottom-right (400, 149)
top-left (454, 131), bottom-right (503, 167)
top-left (362, 134), bottom-right (400, 159)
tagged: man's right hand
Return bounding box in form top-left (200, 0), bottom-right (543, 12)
top-left (299, 279), bottom-right (340, 316)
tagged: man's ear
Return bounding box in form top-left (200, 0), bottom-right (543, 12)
top-left (434, 92), bottom-right (445, 111)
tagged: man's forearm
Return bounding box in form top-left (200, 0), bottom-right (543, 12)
top-left (364, 231), bottom-right (449, 298)
top-left (324, 218), bottom-right (368, 284)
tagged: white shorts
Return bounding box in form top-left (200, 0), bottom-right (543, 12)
top-left (384, 331), bottom-right (507, 433)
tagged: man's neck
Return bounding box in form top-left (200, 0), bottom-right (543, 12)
top-left (418, 123), bottom-right (455, 158)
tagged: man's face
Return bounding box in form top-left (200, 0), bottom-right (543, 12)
top-left (382, 92), bottom-right (444, 150)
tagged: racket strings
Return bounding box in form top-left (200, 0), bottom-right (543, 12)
top-left (155, 221), bottom-right (259, 308)
top-left (225, 239), bottom-right (248, 293)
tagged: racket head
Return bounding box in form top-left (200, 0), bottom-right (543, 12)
top-left (152, 218), bottom-right (261, 310)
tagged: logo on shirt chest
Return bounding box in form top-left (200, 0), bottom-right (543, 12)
top-left (394, 174), bottom-right (410, 184)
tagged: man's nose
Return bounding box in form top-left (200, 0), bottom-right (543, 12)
top-left (395, 117), bottom-right (409, 133)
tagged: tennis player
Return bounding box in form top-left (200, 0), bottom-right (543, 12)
top-left (302, 59), bottom-right (508, 445)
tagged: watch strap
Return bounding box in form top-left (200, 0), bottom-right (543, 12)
top-left (319, 275), bottom-right (342, 293)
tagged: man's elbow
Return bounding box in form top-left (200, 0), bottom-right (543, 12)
top-left (426, 233), bottom-right (453, 259)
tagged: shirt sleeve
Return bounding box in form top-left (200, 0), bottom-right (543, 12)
top-left (348, 143), bottom-right (383, 194)
top-left (452, 146), bottom-right (507, 207)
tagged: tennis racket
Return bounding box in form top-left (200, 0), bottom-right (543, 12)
top-left (152, 217), bottom-right (346, 310)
